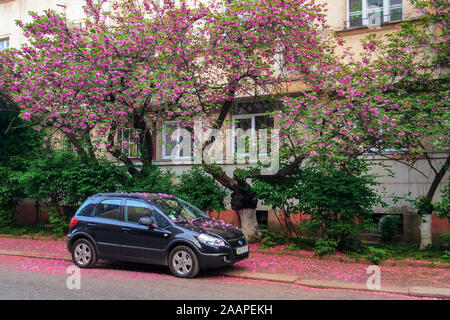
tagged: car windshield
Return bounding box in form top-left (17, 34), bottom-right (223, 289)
top-left (150, 197), bottom-right (209, 222)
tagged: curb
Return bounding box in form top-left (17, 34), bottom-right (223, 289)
top-left (0, 234), bottom-right (66, 241)
top-left (1, 249), bottom-right (448, 299)
top-left (0, 250), bottom-right (72, 262)
top-left (2, 235), bottom-right (449, 269)
top-left (251, 248), bottom-right (450, 269)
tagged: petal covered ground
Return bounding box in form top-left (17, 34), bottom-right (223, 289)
top-left (0, 237), bottom-right (448, 289)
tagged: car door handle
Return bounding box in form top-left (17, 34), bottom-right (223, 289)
top-left (87, 223), bottom-right (96, 227)
top-left (121, 227), bottom-right (131, 232)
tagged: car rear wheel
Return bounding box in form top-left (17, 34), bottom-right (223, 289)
top-left (169, 245), bottom-right (200, 278)
top-left (71, 238), bottom-right (98, 268)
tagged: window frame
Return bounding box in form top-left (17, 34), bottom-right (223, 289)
top-left (161, 121), bottom-right (193, 161)
top-left (120, 128), bottom-right (140, 159)
top-left (346, 0), bottom-right (403, 29)
top-left (0, 37), bottom-right (10, 51)
top-left (124, 199), bottom-right (172, 228)
top-left (124, 199), bottom-right (155, 225)
top-left (231, 113), bottom-right (265, 158)
top-left (93, 199), bottom-right (123, 221)
top-left (231, 112), bottom-right (274, 159)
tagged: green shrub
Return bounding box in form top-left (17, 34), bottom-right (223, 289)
top-left (126, 165), bottom-right (176, 194)
top-left (298, 163), bottom-right (382, 250)
top-left (14, 151), bottom-right (130, 207)
top-left (13, 151), bottom-right (130, 234)
top-left (0, 108), bottom-right (45, 226)
top-left (434, 178), bottom-right (449, 219)
top-left (174, 166), bottom-right (229, 213)
top-left (260, 229), bottom-right (286, 248)
top-left (251, 160), bottom-right (382, 252)
top-left (314, 238), bottom-right (338, 257)
top-left (379, 214), bottom-right (401, 242)
top-left (368, 246), bottom-right (390, 265)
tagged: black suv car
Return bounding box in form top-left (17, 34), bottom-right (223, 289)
top-left (66, 192), bottom-right (249, 278)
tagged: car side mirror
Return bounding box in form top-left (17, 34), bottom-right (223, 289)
top-left (139, 216), bottom-right (157, 228)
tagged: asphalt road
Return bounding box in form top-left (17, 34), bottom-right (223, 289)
top-left (0, 255), bottom-right (421, 301)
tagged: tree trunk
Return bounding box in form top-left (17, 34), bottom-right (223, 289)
top-left (419, 214), bottom-right (432, 249)
top-left (230, 190), bottom-right (261, 242)
top-left (237, 208), bottom-right (261, 242)
top-left (203, 165), bottom-right (263, 241)
top-left (420, 153), bottom-right (450, 249)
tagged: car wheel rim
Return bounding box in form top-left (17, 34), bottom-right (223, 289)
top-left (74, 243), bottom-right (91, 266)
top-left (173, 251), bottom-right (192, 276)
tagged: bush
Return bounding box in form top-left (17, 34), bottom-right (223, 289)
top-left (368, 246), bottom-right (389, 265)
top-left (125, 165), bottom-right (176, 194)
top-left (251, 160), bottom-right (382, 253)
top-left (13, 151), bottom-right (130, 234)
top-left (174, 166), bottom-right (229, 213)
top-left (251, 173), bottom-right (305, 241)
top-left (434, 178), bottom-right (449, 219)
top-left (379, 214), bottom-right (401, 242)
top-left (297, 163), bottom-right (382, 251)
top-left (314, 238), bottom-right (338, 257)
top-left (0, 108), bottom-right (45, 226)
top-left (260, 229), bottom-right (286, 248)
top-left (15, 151), bottom-right (130, 207)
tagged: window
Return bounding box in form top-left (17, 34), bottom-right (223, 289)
top-left (0, 38), bottom-right (10, 51)
top-left (120, 129), bottom-right (139, 158)
top-left (69, 21), bottom-right (85, 30)
top-left (75, 201), bottom-right (95, 217)
top-left (347, 0), bottom-right (403, 28)
top-left (231, 101), bottom-right (274, 157)
top-left (161, 122), bottom-right (192, 160)
top-left (256, 210), bottom-right (268, 227)
top-left (124, 200), bottom-right (153, 224)
top-left (94, 199), bottom-right (121, 220)
top-left (153, 211), bottom-right (171, 228)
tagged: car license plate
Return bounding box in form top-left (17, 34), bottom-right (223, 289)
top-left (236, 245), bottom-right (248, 255)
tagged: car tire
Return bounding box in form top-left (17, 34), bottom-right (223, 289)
top-left (71, 238), bottom-right (98, 269)
top-left (168, 245), bottom-right (200, 278)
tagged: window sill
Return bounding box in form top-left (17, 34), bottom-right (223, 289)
top-left (336, 19), bottom-right (404, 33)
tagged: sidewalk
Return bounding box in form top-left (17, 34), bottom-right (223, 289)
top-left (0, 235), bottom-right (449, 299)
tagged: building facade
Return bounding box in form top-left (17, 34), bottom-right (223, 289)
top-left (1, 0), bottom-right (448, 242)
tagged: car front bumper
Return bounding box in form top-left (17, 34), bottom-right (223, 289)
top-left (197, 248), bottom-right (249, 270)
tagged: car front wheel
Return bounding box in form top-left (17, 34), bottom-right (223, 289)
top-left (168, 245), bottom-right (200, 278)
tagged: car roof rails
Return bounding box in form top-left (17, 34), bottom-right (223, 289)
top-left (93, 191), bottom-right (174, 198)
top-left (93, 192), bottom-right (144, 198)
top-left (127, 191), bottom-right (174, 195)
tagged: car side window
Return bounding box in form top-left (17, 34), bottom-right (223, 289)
top-left (93, 199), bottom-right (121, 220)
top-left (75, 201), bottom-right (94, 217)
top-left (125, 200), bottom-right (153, 224)
top-left (153, 211), bottom-right (170, 228)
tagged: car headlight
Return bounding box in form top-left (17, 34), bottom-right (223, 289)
top-left (197, 234), bottom-right (226, 247)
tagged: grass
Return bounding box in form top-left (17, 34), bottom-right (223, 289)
top-left (260, 229), bottom-right (450, 263)
top-left (0, 224), bottom-right (60, 239)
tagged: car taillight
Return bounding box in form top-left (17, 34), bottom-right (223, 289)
top-left (69, 218), bottom-right (79, 229)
